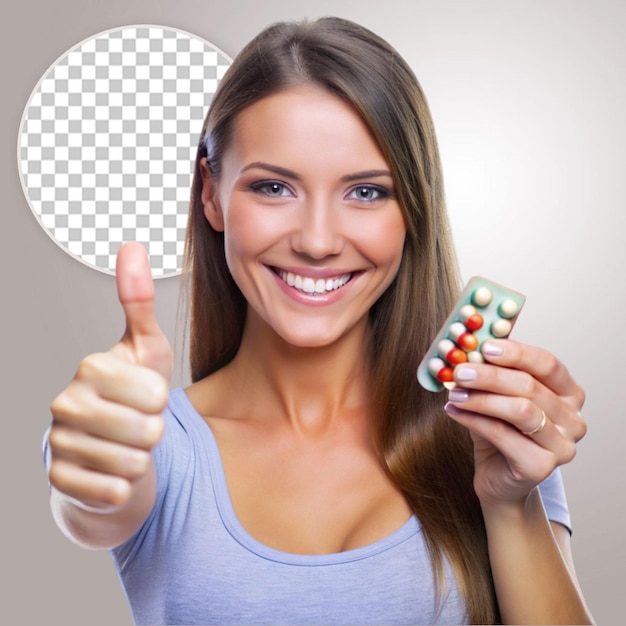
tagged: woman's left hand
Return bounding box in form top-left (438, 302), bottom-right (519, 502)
top-left (444, 339), bottom-right (587, 508)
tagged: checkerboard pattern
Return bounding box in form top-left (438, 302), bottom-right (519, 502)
top-left (18, 25), bottom-right (231, 277)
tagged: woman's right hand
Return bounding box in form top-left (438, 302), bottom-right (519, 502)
top-left (48, 242), bottom-right (172, 513)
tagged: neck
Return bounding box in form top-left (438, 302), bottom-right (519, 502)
top-left (226, 313), bottom-right (371, 436)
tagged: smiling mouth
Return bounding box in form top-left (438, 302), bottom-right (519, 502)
top-left (273, 268), bottom-right (353, 295)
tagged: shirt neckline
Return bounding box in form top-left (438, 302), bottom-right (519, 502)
top-left (170, 386), bottom-right (422, 566)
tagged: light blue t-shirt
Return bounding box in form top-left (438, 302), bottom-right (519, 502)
top-left (111, 387), bottom-right (571, 625)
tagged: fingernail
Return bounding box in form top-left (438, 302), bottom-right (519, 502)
top-left (448, 388), bottom-right (469, 403)
top-left (455, 367), bottom-right (477, 381)
top-left (482, 341), bottom-right (503, 356)
top-left (444, 402), bottom-right (462, 415)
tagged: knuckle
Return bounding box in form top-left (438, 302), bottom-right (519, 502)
top-left (518, 373), bottom-right (537, 399)
top-left (541, 352), bottom-right (560, 378)
top-left (517, 398), bottom-right (537, 422)
top-left (50, 390), bottom-right (94, 430)
top-left (47, 460), bottom-right (73, 494)
top-left (142, 372), bottom-right (169, 413)
top-left (562, 442), bottom-right (577, 465)
top-left (574, 414), bottom-right (588, 441)
top-left (76, 353), bottom-right (109, 381)
top-left (104, 480), bottom-right (132, 507)
top-left (135, 415), bottom-right (165, 449)
top-left (574, 385), bottom-right (587, 409)
top-left (49, 393), bottom-right (68, 418)
top-left (125, 450), bottom-right (151, 478)
top-left (47, 426), bottom-right (70, 453)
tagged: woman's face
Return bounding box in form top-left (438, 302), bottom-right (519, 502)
top-left (201, 85), bottom-right (406, 349)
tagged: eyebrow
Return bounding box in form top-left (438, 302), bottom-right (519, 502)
top-left (240, 162), bottom-right (393, 183)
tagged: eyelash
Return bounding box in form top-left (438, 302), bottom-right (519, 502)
top-left (249, 180), bottom-right (294, 197)
top-left (346, 185), bottom-right (392, 202)
top-left (250, 181), bottom-right (393, 202)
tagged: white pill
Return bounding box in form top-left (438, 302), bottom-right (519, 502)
top-left (448, 322), bottom-right (467, 342)
top-left (437, 339), bottom-right (455, 359)
top-left (467, 351), bottom-right (485, 363)
top-left (491, 319), bottom-right (512, 338)
top-left (428, 357), bottom-right (446, 377)
top-left (498, 299), bottom-right (519, 319)
top-left (472, 287), bottom-right (493, 307)
top-left (459, 304), bottom-right (477, 323)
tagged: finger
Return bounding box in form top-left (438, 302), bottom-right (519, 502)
top-left (444, 404), bottom-right (576, 476)
top-left (116, 242), bottom-right (161, 340)
top-left (70, 351), bottom-right (169, 413)
top-left (48, 425), bottom-right (152, 481)
top-left (48, 458), bottom-right (132, 508)
top-left (51, 383), bottom-right (165, 448)
top-left (115, 242), bottom-right (173, 378)
top-left (452, 355), bottom-right (571, 416)
top-left (480, 339), bottom-right (585, 407)
top-left (446, 388), bottom-right (584, 448)
top-left (449, 362), bottom-right (587, 439)
top-left (448, 387), bottom-right (582, 441)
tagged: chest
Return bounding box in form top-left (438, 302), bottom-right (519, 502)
top-left (206, 417), bottom-right (414, 555)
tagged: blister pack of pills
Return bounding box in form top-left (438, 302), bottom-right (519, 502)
top-left (417, 276), bottom-right (526, 392)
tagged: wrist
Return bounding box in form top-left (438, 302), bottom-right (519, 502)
top-left (479, 488), bottom-right (540, 529)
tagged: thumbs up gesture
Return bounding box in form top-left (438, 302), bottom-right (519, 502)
top-left (48, 243), bottom-right (172, 519)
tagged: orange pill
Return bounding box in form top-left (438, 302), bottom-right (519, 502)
top-left (446, 348), bottom-right (468, 365)
top-left (457, 332), bottom-right (479, 352)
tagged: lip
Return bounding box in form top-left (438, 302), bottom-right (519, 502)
top-left (267, 265), bottom-right (361, 305)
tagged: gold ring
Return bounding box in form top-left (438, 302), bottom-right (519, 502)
top-left (523, 410), bottom-right (547, 436)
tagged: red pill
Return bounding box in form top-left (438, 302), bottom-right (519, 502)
top-left (465, 314), bottom-right (484, 331)
top-left (446, 348), bottom-right (468, 365)
top-left (437, 366), bottom-right (454, 382)
top-left (457, 332), bottom-right (479, 352)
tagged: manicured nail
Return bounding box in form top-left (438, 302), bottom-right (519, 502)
top-left (444, 402), bottom-right (462, 415)
top-left (482, 341), bottom-right (503, 356)
top-left (448, 388), bottom-right (469, 403)
top-left (455, 367), bottom-right (477, 381)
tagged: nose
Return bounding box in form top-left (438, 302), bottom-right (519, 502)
top-left (290, 198), bottom-right (344, 260)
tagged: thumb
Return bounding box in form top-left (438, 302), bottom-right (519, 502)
top-left (115, 242), bottom-right (173, 379)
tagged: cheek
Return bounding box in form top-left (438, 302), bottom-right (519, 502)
top-left (221, 204), bottom-right (278, 270)
top-left (357, 212), bottom-right (407, 270)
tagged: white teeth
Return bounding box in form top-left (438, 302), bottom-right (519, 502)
top-left (302, 277), bottom-right (316, 294)
top-left (278, 270), bottom-right (351, 295)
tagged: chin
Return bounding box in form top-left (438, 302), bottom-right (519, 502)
top-left (278, 330), bottom-right (340, 350)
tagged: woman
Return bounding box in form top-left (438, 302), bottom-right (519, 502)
top-left (46, 17), bottom-right (593, 624)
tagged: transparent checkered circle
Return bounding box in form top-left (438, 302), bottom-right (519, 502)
top-left (18, 25), bottom-right (231, 277)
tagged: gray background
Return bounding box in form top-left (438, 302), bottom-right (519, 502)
top-left (3, 0), bottom-right (624, 624)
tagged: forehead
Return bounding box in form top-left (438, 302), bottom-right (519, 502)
top-left (224, 86), bottom-right (389, 172)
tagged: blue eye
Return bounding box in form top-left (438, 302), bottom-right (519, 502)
top-left (250, 181), bottom-right (293, 197)
top-left (347, 185), bottom-right (391, 202)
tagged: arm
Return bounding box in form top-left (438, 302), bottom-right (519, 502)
top-left (47, 243), bottom-right (172, 549)
top-left (445, 339), bottom-right (594, 624)
top-left (482, 491), bottom-right (593, 624)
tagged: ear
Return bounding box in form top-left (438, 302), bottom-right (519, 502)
top-left (200, 157), bottom-right (225, 232)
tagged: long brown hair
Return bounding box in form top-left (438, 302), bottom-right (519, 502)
top-left (184, 17), bottom-right (498, 624)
